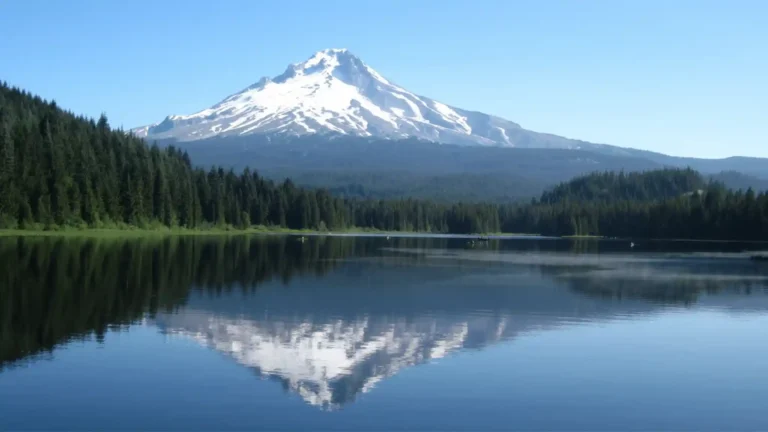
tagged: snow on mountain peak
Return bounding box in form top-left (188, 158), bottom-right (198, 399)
top-left (303, 48), bottom-right (350, 67)
top-left (133, 49), bottom-right (522, 145)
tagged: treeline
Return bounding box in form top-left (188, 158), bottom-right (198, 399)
top-left (1, 82), bottom-right (767, 239)
top-left (540, 168), bottom-right (707, 204)
top-left (503, 170), bottom-right (768, 240)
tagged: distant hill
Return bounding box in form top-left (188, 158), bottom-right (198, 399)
top-left (167, 135), bottom-right (661, 202)
top-left (709, 171), bottom-right (768, 192)
top-left (283, 171), bottom-right (545, 203)
top-left (165, 135), bottom-right (768, 202)
top-left (540, 168), bottom-right (709, 204)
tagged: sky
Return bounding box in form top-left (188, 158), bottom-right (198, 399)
top-left (1, 0), bottom-right (766, 158)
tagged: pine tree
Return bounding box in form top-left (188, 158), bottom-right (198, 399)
top-left (0, 111), bottom-right (18, 226)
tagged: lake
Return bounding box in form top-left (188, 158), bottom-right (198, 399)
top-left (2, 235), bottom-right (768, 431)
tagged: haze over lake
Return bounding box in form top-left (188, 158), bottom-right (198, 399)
top-left (2, 235), bottom-right (768, 431)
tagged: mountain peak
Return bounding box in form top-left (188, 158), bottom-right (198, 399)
top-left (132, 49), bottom-right (524, 146)
top-left (297, 48), bottom-right (352, 68)
top-left (273, 48), bottom-right (366, 84)
top-left (300, 48), bottom-right (355, 68)
top-left (315, 47), bottom-right (351, 57)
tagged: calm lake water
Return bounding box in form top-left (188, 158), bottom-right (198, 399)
top-left (2, 235), bottom-right (768, 431)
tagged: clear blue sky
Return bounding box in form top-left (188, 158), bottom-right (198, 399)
top-left (1, 0), bottom-right (766, 158)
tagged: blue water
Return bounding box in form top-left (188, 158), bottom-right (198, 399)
top-left (1, 235), bottom-right (767, 431)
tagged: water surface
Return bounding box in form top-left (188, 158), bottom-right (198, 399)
top-left (1, 236), bottom-right (768, 431)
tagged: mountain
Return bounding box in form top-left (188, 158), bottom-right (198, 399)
top-left (133, 48), bottom-right (768, 201)
top-left (133, 49), bottom-right (629, 154)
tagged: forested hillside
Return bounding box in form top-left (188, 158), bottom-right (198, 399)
top-left (285, 171), bottom-right (543, 202)
top-left (709, 171), bottom-right (768, 193)
top-left (171, 134), bottom-right (665, 202)
top-left (540, 169), bottom-right (708, 204)
top-left (1, 81), bottom-right (767, 240)
top-left (505, 172), bottom-right (768, 239)
top-left (298, 170), bottom-right (768, 203)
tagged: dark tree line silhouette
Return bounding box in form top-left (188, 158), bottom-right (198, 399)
top-left (502, 170), bottom-right (768, 239)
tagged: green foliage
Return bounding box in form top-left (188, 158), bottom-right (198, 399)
top-left (502, 181), bottom-right (768, 240)
top-left (540, 168), bottom-right (708, 204)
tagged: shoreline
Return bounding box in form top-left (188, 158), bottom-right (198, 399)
top-left (0, 227), bottom-right (543, 239)
top-left (2, 229), bottom-right (765, 244)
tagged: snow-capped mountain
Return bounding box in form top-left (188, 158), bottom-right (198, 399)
top-left (132, 49), bottom-right (581, 148)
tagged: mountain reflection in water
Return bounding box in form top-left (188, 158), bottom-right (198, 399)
top-left (2, 235), bottom-right (767, 410)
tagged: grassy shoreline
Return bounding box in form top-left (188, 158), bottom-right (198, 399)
top-left (0, 226), bottom-right (542, 238)
top-left (0, 226), bottom-right (313, 238)
top-left (2, 228), bottom-right (765, 243)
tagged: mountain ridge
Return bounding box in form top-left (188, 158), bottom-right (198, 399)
top-left (133, 49), bottom-right (636, 155)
